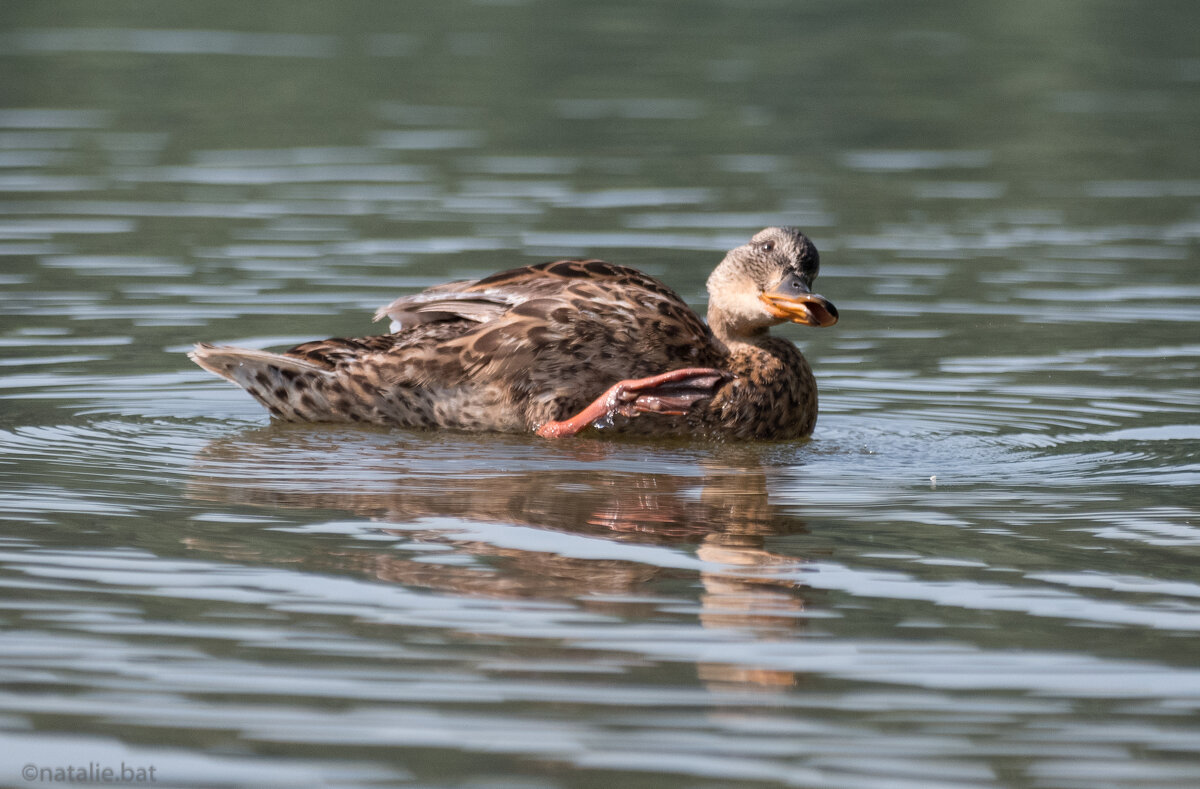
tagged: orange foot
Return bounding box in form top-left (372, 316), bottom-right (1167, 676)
top-left (536, 367), bottom-right (731, 438)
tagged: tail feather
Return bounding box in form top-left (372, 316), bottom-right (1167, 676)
top-left (189, 343), bottom-right (338, 420)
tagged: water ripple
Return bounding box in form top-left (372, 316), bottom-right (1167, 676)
top-left (0, 28), bottom-right (338, 57)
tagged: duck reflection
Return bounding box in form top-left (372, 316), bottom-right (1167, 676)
top-left (187, 425), bottom-right (815, 688)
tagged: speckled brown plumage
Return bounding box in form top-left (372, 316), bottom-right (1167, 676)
top-left (189, 226), bottom-right (838, 439)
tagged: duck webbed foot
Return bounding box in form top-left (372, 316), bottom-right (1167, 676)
top-left (536, 367), bottom-right (732, 438)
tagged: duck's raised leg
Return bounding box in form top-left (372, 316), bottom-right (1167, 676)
top-left (536, 368), bottom-right (731, 438)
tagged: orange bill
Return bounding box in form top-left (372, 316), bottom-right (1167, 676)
top-left (759, 290), bottom-right (839, 327)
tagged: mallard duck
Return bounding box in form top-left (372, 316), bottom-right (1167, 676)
top-left (189, 226), bottom-right (837, 439)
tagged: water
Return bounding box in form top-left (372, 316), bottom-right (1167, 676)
top-left (2, 2), bottom-right (1199, 787)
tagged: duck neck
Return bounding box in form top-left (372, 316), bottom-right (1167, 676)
top-left (704, 304), bottom-right (818, 439)
top-left (706, 305), bottom-right (774, 354)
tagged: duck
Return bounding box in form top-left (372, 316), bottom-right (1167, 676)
top-left (189, 226), bottom-right (838, 439)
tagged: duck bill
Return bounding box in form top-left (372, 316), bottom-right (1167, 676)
top-left (759, 291), bottom-right (839, 327)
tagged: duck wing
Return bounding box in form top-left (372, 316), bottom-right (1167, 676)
top-left (436, 260), bottom-right (718, 394)
top-left (372, 259), bottom-right (693, 333)
top-left (373, 279), bottom-right (513, 332)
top-left (369, 258), bottom-right (715, 397)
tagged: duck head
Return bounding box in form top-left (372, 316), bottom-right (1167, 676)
top-left (706, 227), bottom-right (838, 340)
